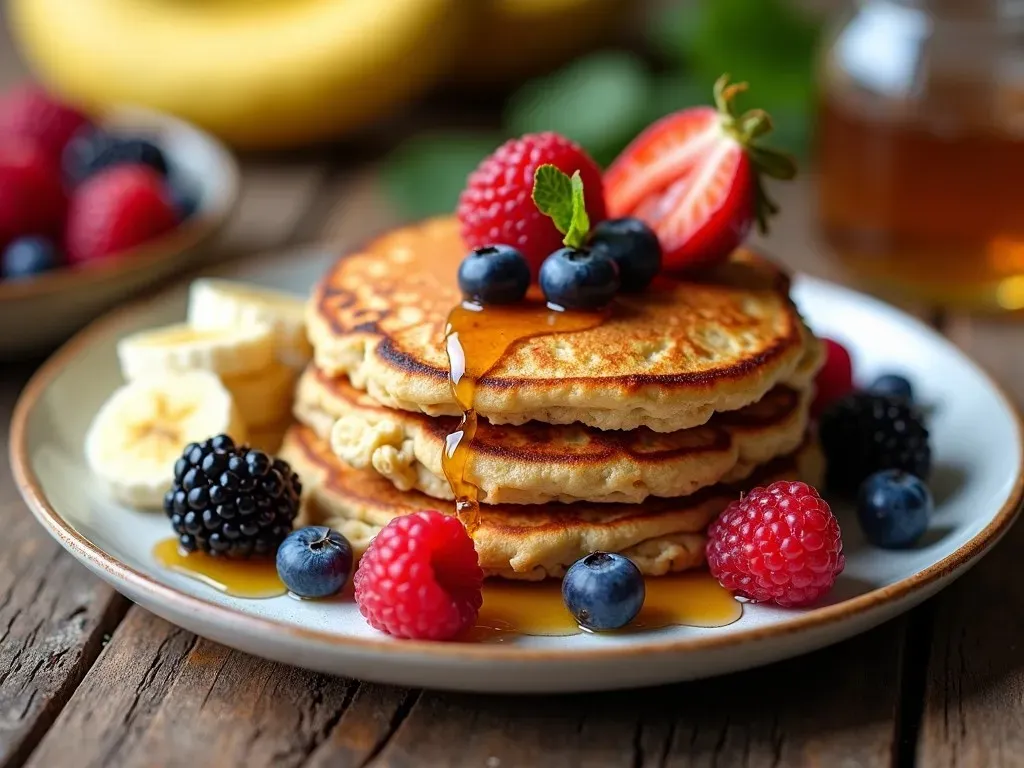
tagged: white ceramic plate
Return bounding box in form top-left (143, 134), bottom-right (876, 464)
top-left (0, 107), bottom-right (239, 358)
top-left (10, 253), bottom-right (1024, 693)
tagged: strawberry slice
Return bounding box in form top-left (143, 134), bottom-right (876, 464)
top-left (604, 75), bottom-right (795, 271)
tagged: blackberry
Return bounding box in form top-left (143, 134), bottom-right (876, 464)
top-left (820, 392), bottom-right (931, 494)
top-left (163, 434), bottom-right (302, 558)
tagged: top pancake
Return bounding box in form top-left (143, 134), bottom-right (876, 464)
top-left (308, 217), bottom-right (823, 433)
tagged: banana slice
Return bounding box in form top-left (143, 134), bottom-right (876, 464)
top-left (85, 371), bottom-right (247, 509)
top-left (188, 278), bottom-right (313, 369)
top-left (117, 322), bottom-right (274, 381)
top-left (221, 361), bottom-right (296, 429)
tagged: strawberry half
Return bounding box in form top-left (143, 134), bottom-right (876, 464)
top-left (604, 75), bottom-right (795, 271)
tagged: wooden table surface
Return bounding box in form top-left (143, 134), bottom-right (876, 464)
top-left (3, 24), bottom-right (1024, 768)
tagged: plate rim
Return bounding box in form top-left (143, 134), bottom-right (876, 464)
top-left (9, 274), bottom-right (1024, 663)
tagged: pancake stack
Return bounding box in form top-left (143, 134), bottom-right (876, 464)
top-left (282, 218), bottom-right (825, 581)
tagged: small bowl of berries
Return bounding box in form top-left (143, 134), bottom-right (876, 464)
top-left (0, 85), bottom-right (239, 357)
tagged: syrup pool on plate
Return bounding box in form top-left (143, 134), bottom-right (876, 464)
top-left (469, 572), bottom-right (742, 641)
top-left (152, 538), bottom-right (286, 599)
top-left (441, 295), bottom-right (607, 533)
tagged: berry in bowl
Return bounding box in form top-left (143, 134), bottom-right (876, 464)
top-left (0, 85), bottom-right (239, 357)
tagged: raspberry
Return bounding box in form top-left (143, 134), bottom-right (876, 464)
top-left (0, 86), bottom-right (90, 159)
top-left (65, 164), bottom-right (178, 265)
top-left (812, 338), bottom-right (853, 417)
top-left (354, 510), bottom-right (483, 640)
top-left (820, 392), bottom-right (931, 493)
top-left (706, 481), bottom-right (845, 607)
top-left (0, 137), bottom-right (66, 248)
top-left (457, 132), bottom-right (606, 276)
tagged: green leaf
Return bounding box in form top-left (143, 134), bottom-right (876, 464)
top-left (381, 133), bottom-right (504, 219)
top-left (505, 52), bottom-right (653, 167)
top-left (531, 164), bottom-right (574, 235)
top-left (565, 171), bottom-right (590, 250)
top-left (531, 165), bottom-right (590, 249)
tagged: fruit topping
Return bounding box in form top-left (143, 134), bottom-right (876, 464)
top-left (588, 217), bottom-right (662, 292)
top-left (2, 236), bottom-right (61, 279)
top-left (457, 131), bottom-right (606, 276)
top-left (84, 371), bottom-right (247, 509)
top-left (65, 163), bottom-right (178, 265)
top-left (165, 435), bottom-right (301, 558)
top-left (812, 338), bottom-right (854, 417)
top-left (562, 552), bottom-right (645, 631)
top-left (117, 322), bottom-right (275, 381)
top-left (63, 129), bottom-right (169, 185)
top-left (857, 470), bottom-right (932, 549)
top-left (276, 526), bottom-right (353, 598)
top-left (820, 392), bottom-right (931, 494)
top-left (868, 373), bottom-right (914, 401)
top-left (706, 481), bottom-right (845, 607)
top-left (0, 85), bottom-right (90, 160)
top-left (457, 244), bottom-right (531, 305)
top-left (0, 137), bottom-right (66, 248)
top-left (354, 509), bottom-right (483, 640)
top-left (604, 75), bottom-right (796, 271)
top-left (539, 247), bottom-right (619, 310)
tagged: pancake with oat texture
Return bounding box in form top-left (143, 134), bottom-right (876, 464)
top-left (307, 217), bottom-right (823, 433)
top-left (281, 424), bottom-right (825, 581)
top-left (294, 365), bottom-right (812, 505)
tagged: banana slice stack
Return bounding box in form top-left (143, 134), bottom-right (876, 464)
top-left (85, 279), bottom-right (310, 509)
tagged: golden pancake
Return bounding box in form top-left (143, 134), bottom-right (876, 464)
top-left (294, 365), bottom-right (811, 505)
top-left (307, 217), bottom-right (823, 433)
top-left (282, 424), bottom-right (825, 581)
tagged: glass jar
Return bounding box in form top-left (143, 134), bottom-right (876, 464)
top-left (816, 0), bottom-right (1024, 310)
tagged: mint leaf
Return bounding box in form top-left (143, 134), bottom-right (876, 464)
top-left (531, 165), bottom-right (590, 249)
top-left (531, 164), bottom-right (574, 235)
top-left (565, 171), bottom-right (590, 249)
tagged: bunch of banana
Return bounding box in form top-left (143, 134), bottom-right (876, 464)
top-left (85, 279), bottom-right (310, 508)
top-left (9, 0), bottom-right (628, 148)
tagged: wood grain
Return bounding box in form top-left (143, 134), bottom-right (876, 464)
top-left (916, 316), bottom-right (1024, 768)
top-left (0, 365), bottom-right (130, 768)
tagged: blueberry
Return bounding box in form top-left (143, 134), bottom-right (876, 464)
top-left (562, 552), bottom-right (645, 631)
top-left (168, 176), bottom-right (200, 221)
top-left (588, 217), bottom-right (661, 292)
top-left (857, 470), bottom-right (933, 548)
top-left (869, 374), bottom-right (914, 401)
top-left (63, 128), bottom-right (168, 185)
top-left (539, 247), bottom-right (620, 310)
top-left (276, 526), bottom-right (353, 598)
top-left (457, 245), bottom-right (531, 305)
top-left (2, 237), bottom-right (61, 279)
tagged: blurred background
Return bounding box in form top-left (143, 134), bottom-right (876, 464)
top-left (3, 0), bottom-right (1024, 329)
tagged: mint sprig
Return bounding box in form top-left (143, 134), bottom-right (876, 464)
top-left (531, 164), bottom-right (590, 249)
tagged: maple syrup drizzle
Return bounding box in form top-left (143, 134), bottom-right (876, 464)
top-left (466, 572), bottom-right (742, 641)
top-left (442, 297), bottom-right (607, 534)
top-left (152, 538), bottom-right (286, 599)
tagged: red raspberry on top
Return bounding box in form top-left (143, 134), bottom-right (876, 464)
top-left (0, 86), bottom-right (90, 159)
top-left (354, 509), bottom-right (483, 641)
top-left (813, 338), bottom-right (854, 417)
top-left (65, 164), bottom-right (178, 265)
top-left (457, 132), bottom-right (607, 276)
top-left (706, 481), bottom-right (844, 608)
top-left (0, 137), bottom-right (66, 248)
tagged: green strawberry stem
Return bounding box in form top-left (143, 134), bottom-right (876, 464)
top-left (713, 74), bottom-right (796, 234)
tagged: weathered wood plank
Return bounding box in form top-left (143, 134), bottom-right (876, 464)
top-left (0, 365), bottom-right (130, 768)
top-left (917, 315), bottom-right (1024, 768)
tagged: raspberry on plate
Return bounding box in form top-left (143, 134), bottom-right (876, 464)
top-left (65, 164), bottom-right (178, 265)
top-left (706, 481), bottom-right (845, 608)
top-left (812, 338), bottom-right (854, 417)
top-left (0, 85), bottom-right (90, 159)
top-left (0, 137), bottom-right (66, 248)
top-left (457, 132), bottom-right (607, 276)
top-left (354, 510), bottom-right (483, 641)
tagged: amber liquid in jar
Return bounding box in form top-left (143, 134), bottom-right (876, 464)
top-left (818, 97), bottom-right (1024, 308)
